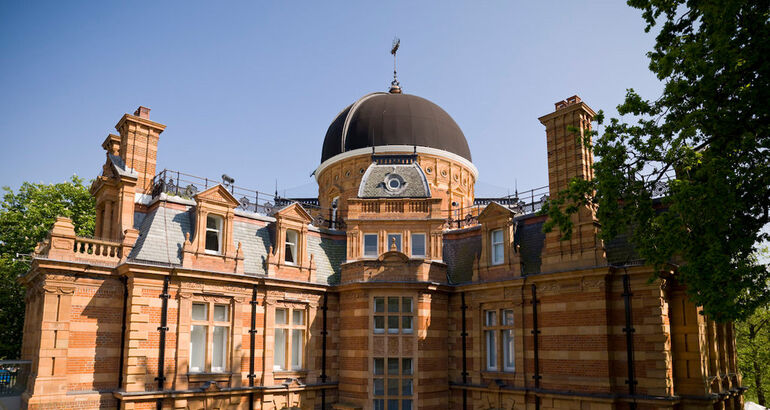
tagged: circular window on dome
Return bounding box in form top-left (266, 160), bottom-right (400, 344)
top-left (426, 167), bottom-right (432, 174)
top-left (384, 174), bottom-right (406, 193)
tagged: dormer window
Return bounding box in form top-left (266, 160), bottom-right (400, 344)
top-left (285, 229), bottom-right (298, 264)
top-left (205, 215), bottom-right (223, 254)
top-left (491, 229), bottom-right (504, 265)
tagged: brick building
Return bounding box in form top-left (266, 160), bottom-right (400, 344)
top-left (19, 83), bottom-right (743, 409)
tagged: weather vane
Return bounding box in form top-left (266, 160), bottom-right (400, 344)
top-left (390, 37), bottom-right (402, 93)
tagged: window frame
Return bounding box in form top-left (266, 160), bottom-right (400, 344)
top-left (373, 296), bottom-right (413, 335)
top-left (482, 307), bottom-right (516, 373)
top-left (373, 356), bottom-right (414, 410)
top-left (204, 214), bottom-right (224, 255)
top-left (410, 233), bottom-right (426, 258)
top-left (273, 305), bottom-right (307, 372)
top-left (284, 229), bottom-right (299, 265)
top-left (490, 228), bottom-right (504, 265)
top-left (363, 233), bottom-right (379, 258)
top-left (189, 300), bottom-right (232, 374)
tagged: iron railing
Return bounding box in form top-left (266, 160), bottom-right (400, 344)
top-left (0, 360), bottom-right (31, 397)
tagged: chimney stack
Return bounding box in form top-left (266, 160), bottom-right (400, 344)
top-left (115, 106), bottom-right (166, 194)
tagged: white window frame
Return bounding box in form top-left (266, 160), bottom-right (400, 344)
top-left (205, 214), bottom-right (223, 255)
top-left (482, 308), bottom-right (516, 373)
top-left (502, 309), bottom-right (515, 372)
top-left (363, 233), bottom-right (379, 257)
top-left (410, 233), bottom-right (426, 258)
top-left (284, 229), bottom-right (298, 265)
top-left (273, 306), bottom-right (306, 372)
top-left (484, 310), bottom-right (498, 371)
top-left (189, 300), bottom-right (231, 374)
top-left (490, 229), bottom-right (504, 265)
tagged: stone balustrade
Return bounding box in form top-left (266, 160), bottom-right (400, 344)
top-left (36, 216), bottom-right (138, 266)
top-left (347, 198), bottom-right (442, 220)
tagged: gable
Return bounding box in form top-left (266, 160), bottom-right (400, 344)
top-left (194, 184), bottom-right (240, 207)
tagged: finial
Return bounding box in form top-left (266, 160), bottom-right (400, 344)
top-left (389, 37), bottom-right (402, 94)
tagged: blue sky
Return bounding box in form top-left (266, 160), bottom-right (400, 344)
top-left (0, 1), bottom-right (663, 198)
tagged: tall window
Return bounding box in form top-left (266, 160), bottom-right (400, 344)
top-left (364, 233), bottom-right (379, 257)
top-left (483, 308), bottom-right (515, 372)
top-left (190, 301), bottom-right (230, 373)
top-left (373, 297), bottom-right (413, 334)
top-left (285, 229), bottom-right (298, 264)
top-left (274, 307), bottom-right (306, 371)
top-left (205, 215), bottom-right (223, 254)
top-left (410, 233), bottom-right (425, 258)
top-left (373, 357), bottom-right (413, 410)
top-left (387, 233), bottom-right (402, 252)
top-left (490, 229), bottom-right (504, 265)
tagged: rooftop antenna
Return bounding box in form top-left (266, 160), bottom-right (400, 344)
top-left (389, 37), bottom-right (402, 94)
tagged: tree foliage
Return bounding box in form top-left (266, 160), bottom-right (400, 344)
top-left (0, 176), bottom-right (95, 359)
top-left (737, 303), bottom-right (770, 405)
top-left (542, 0), bottom-right (770, 321)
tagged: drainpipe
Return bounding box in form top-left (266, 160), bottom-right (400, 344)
top-left (155, 276), bottom-right (170, 410)
top-left (248, 285), bottom-right (258, 410)
top-left (461, 292), bottom-right (468, 410)
top-left (321, 292), bottom-right (329, 409)
top-left (117, 276), bottom-right (128, 395)
top-left (622, 273), bottom-right (638, 409)
top-left (531, 284), bottom-right (541, 410)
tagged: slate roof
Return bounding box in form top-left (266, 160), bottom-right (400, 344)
top-left (515, 219), bottom-right (545, 275)
top-left (128, 202), bottom-right (347, 284)
top-left (443, 232), bottom-right (481, 284)
top-left (358, 162), bottom-right (431, 198)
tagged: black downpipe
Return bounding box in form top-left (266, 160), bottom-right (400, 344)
top-left (622, 273), bottom-right (638, 410)
top-left (531, 284), bottom-right (541, 410)
top-left (248, 285), bottom-right (258, 410)
top-left (321, 292), bottom-right (328, 409)
top-left (461, 292), bottom-right (468, 410)
top-left (155, 276), bottom-right (170, 410)
top-left (117, 276), bottom-right (128, 394)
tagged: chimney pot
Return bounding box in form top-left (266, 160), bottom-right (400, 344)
top-left (134, 106), bottom-right (151, 119)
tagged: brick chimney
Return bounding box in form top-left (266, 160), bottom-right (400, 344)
top-left (538, 95), bottom-right (606, 271)
top-left (114, 106), bottom-right (166, 194)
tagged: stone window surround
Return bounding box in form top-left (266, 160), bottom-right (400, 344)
top-left (189, 298), bottom-right (232, 374)
top-left (273, 303), bottom-right (308, 373)
top-left (480, 302), bottom-right (517, 376)
top-left (266, 299), bottom-right (312, 380)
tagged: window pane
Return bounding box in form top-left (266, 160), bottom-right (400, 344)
top-left (374, 379), bottom-right (384, 396)
top-left (402, 399), bottom-right (412, 410)
top-left (486, 330), bottom-right (497, 370)
top-left (286, 230), bottom-right (297, 245)
top-left (387, 316), bottom-right (399, 333)
top-left (212, 326), bottom-right (228, 372)
top-left (492, 229), bottom-right (503, 243)
top-left (292, 310), bottom-right (304, 326)
top-left (388, 399), bottom-right (398, 410)
top-left (192, 303), bottom-right (207, 321)
top-left (214, 305), bottom-right (228, 322)
top-left (291, 329), bottom-right (304, 370)
top-left (205, 231), bottom-right (220, 252)
top-left (402, 297), bottom-right (412, 313)
top-left (374, 316), bottom-right (385, 333)
top-left (503, 329), bottom-right (515, 371)
top-left (387, 234), bottom-right (401, 252)
top-left (388, 297), bottom-right (399, 313)
top-left (402, 316), bottom-right (413, 334)
top-left (374, 358), bottom-right (384, 375)
top-left (485, 310), bottom-right (497, 326)
top-left (274, 328), bottom-right (286, 371)
top-left (206, 215), bottom-right (219, 229)
top-left (275, 308), bottom-right (288, 325)
top-left (189, 325), bottom-right (207, 372)
top-left (402, 358), bottom-right (413, 375)
top-left (503, 309), bottom-right (514, 326)
top-left (374, 297), bottom-right (385, 313)
top-left (388, 358), bottom-right (399, 375)
top-left (411, 234), bottom-right (425, 257)
top-left (387, 379), bottom-right (399, 395)
top-left (364, 234), bottom-right (378, 256)
top-left (402, 378), bottom-right (413, 396)
top-left (284, 242), bottom-right (295, 263)
top-left (373, 399), bottom-right (385, 410)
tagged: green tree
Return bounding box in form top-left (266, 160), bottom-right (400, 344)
top-left (541, 0), bottom-right (770, 321)
top-left (737, 304), bottom-right (770, 405)
top-left (0, 176), bottom-right (95, 359)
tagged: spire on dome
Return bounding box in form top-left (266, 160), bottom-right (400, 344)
top-left (389, 37), bottom-right (402, 94)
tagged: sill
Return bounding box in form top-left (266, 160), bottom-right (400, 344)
top-left (273, 370), bottom-right (307, 379)
top-left (204, 250), bottom-right (222, 256)
top-left (187, 372), bottom-right (232, 383)
top-left (481, 370), bottom-right (515, 378)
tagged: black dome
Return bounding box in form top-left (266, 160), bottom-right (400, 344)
top-left (321, 92), bottom-right (471, 163)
